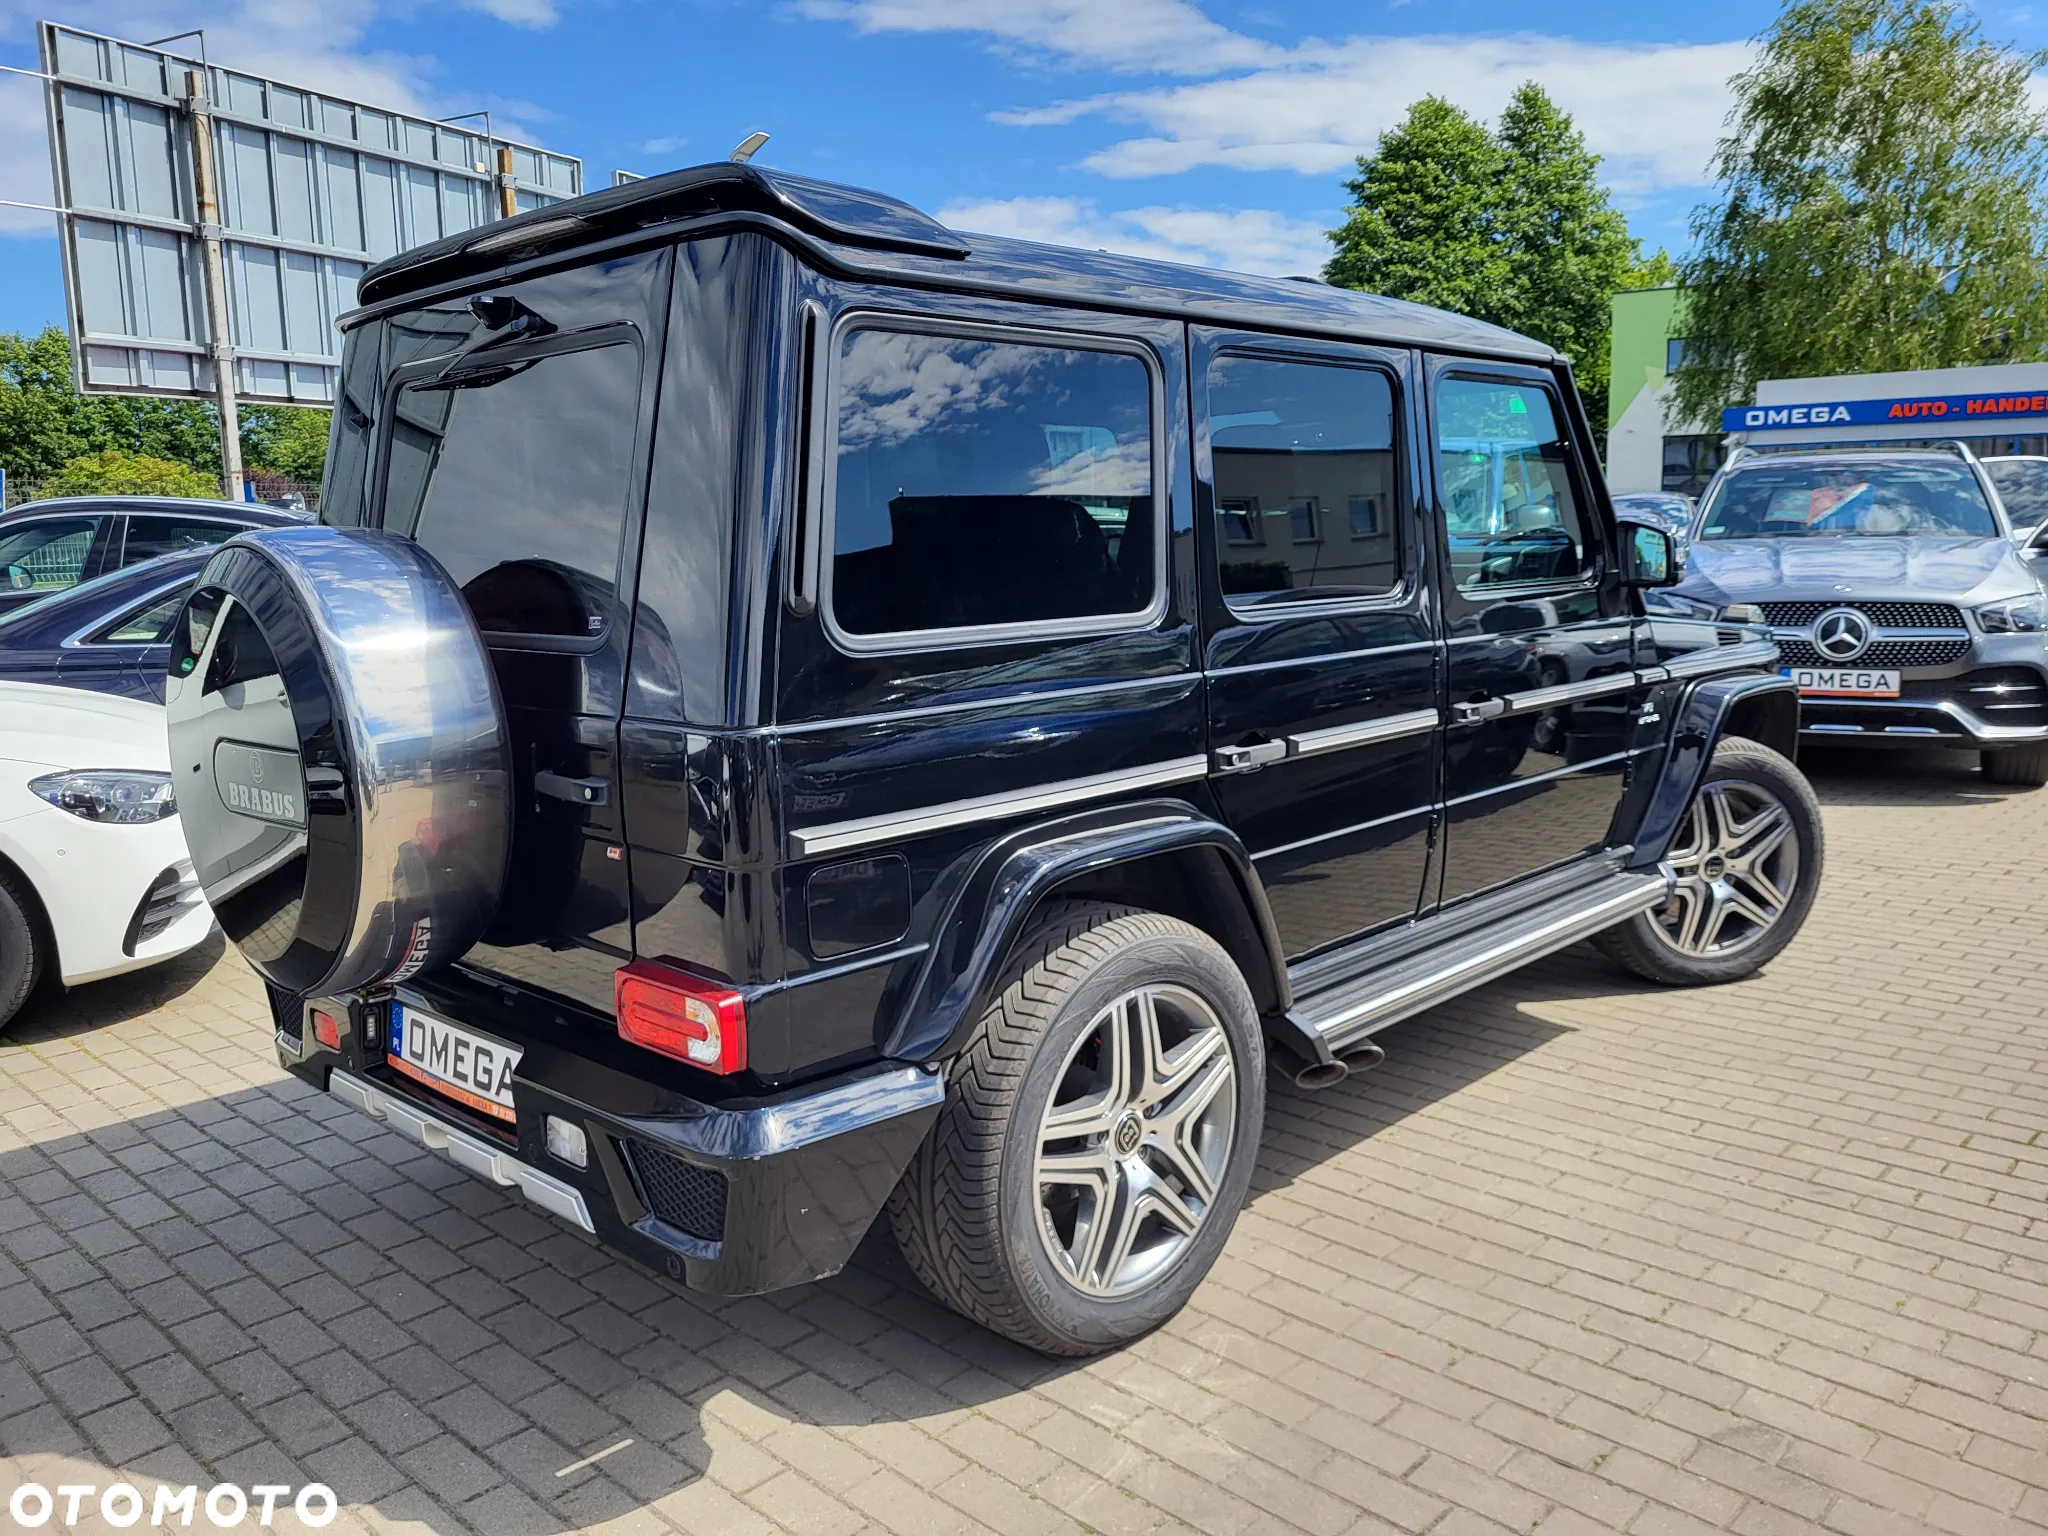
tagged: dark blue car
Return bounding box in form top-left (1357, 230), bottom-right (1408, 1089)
top-left (0, 549), bottom-right (211, 702)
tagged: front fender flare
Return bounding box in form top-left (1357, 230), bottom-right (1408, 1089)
top-left (1628, 671), bottom-right (1800, 870)
top-left (881, 799), bottom-right (1288, 1064)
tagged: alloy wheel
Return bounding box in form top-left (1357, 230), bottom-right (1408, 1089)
top-left (1655, 780), bottom-right (1800, 957)
top-left (1032, 985), bottom-right (1238, 1299)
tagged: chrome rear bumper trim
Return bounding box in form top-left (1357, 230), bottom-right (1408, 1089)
top-left (330, 1070), bottom-right (594, 1233)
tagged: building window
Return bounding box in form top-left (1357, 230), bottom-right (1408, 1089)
top-left (1347, 495), bottom-right (1380, 538)
top-left (1220, 498), bottom-right (1264, 545)
top-left (1289, 498), bottom-right (1320, 543)
top-left (1665, 338), bottom-right (1690, 374)
top-left (1661, 434), bottom-right (1724, 497)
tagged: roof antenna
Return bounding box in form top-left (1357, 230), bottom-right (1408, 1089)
top-left (729, 132), bottom-right (770, 164)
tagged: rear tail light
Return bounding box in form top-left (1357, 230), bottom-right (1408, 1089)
top-left (615, 961), bottom-right (747, 1074)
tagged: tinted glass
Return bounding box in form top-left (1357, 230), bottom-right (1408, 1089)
top-left (1698, 462), bottom-right (1998, 540)
top-left (0, 517), bottom-right (99, 596)
top-left (829, 329), bottom-right (1154, 637)
top-left (1435, 379), bottom-right (1591, 590)
top-left (1984, 458), bottom-right (2048, 528)
top-left (383, 342), bottom-right (639, 636)
top-left (1209, 356), bottom-right (1399, 605)
top-left (123, 516), bottom-right (239, 565)
top-left (96, 589), bottom-right (192, 644)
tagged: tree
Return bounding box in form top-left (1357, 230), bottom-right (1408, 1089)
top-left (1673, 0), bottom-right (2048, 426)
top-left (0, 326), bottom-right (332, 499)
top-left (1326, 84), bottom-right (1655, 427)
top-left (242, 405), bottom-right (331, 485)
top-left (45, 449), bottom-right (219, 498)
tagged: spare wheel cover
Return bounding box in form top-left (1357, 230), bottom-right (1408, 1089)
top-left (165, 526), bottom-right (511, 996)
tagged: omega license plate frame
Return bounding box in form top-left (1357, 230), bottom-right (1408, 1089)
top-left (386, 1006), bottom-right (522, 1124)
top-left (1784, 666), bottom-right (1902, 698)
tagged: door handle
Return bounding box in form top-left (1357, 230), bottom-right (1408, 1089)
top-left (1212, 739), bottom-right (1288, 774)
top-left (535, 771), bottom-right (611, 807)
top-left (1450, 697), bottom-right (1507, 726)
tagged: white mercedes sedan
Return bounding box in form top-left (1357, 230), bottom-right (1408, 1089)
top-left (0, 679), bottom-right (213, 1031)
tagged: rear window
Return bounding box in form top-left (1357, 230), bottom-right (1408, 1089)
top-left (826, 326), bottom-right (1157, 642)
top-left (1700, 461), bottom-right (1998, 539)
top-left (381, 342), bottom-right (640, 637)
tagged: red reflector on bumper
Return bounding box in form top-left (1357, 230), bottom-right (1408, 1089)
top-left (312, 1009), bottom-right (341, 1050)
top-left (615, 961), bottom-right (747, 1074)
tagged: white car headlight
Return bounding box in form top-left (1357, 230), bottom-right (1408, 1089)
top-left (29, 770), bottom-right (177, 824)
top-left (1977, 594), bottom-right (2047, 634)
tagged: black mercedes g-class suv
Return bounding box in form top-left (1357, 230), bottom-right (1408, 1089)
top-left (165, 163), bottom-right (1823, 1356)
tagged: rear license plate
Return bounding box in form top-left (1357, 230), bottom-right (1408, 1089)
top-left (386, 1007), bottom-right (521, 1124)
top-left (1784, 667), bottom-right (1901, 698)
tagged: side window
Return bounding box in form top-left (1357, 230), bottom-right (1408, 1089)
top-left (827, 326), bottom-right (1156, 641)
top-left (0, 518), bottom-right (100, 596)
top-left (1434, 377), bottom-right (1592, 591)
top-left (123, 517), bottom-right (238, 566)
top-left (382, 341), bottom-right (640, 637)
top-left (1208, 355), bottom-right (1400, 606)
top-left (94, 589), bottom-right (192, 645)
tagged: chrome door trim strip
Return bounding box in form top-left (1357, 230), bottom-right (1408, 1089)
top-left (1284, 707), bottom-right (1443, 759)
top-left (788, 755), bottom-right (1210, 858)
top-left (1499, 674), bottom-right (1637, 716)
top-left (1657, 640), bottom-right (1782, 679)
top-left (1252, 801), bottom-right (1433, 863)
top-left (1442, 748), bottom-right (1638, 810)
top-left (1207, 636), bottom-right (1437, 678)
top-left (330, 1071), bottom-right (594, 1233)
top-left (768, 671), bottom-right (1202, 738)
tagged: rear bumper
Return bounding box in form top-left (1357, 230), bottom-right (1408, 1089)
top-left (276, 991), bottom-right (942, 1296)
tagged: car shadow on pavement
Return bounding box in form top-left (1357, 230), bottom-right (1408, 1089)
top-left (6, 930), bottom-right (228, 1047)
top-left (0, 936), bottom-right (1672, 1535)
top-left (1796, 742), bottom-right (2045, 806)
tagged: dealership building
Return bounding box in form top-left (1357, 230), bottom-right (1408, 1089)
top-left (1605, 286), bottom-right (2048, 495)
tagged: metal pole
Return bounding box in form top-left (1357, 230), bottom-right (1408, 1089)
top-left (497, 146), bottom-right (517, 221)
top-left (183, 69), bottom-right (244, 502)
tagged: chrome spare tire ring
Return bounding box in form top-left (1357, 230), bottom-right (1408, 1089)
top-left (1655, 779), bottom-right (1801, 958)
top-left (1031, 984), bottom-right (1238, 1300)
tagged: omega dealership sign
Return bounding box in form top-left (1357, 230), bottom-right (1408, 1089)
top-left (1723, 363), bottom-right (2048, 445)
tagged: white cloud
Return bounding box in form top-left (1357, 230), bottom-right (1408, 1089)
top-left (1062, 35), bottom-right (1754, 193)
top-left (0, 0), bottom-right (562, 235)
top-left (938, 195), bottom-right (1332, 277)
top-left (807, 2), bottom-right (1753, 195)
top-left (639, 135), bottom-right (688, 155)
top-left (793, 0), bottom-right (1279, 76)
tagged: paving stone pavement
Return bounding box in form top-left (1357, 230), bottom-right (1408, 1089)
top-left (3, 746), bottom-right (2047, 1536)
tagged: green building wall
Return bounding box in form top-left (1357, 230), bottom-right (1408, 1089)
top-left (1607, 286), bottom-right (1681, 432)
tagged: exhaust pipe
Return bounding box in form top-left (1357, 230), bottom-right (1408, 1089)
top-left (1289, 1041), bottom-right (1386, 1091)
top-left (1292, 1058), bottom-right (1350, 1091)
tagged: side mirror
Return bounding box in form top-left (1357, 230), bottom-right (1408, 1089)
top-left (1618, 520), bottom-right (1684, 588)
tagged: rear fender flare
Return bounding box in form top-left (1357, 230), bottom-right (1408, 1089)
top-left (882, 799), bottom-right (1288, 1063)
top-left (1628, 671), bottom-right (1800, 870)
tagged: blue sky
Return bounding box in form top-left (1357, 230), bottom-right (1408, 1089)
top-left (2, 0), bottom-right (2044, 338)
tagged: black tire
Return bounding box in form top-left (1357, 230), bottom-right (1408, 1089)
top-left (0, 866), bottom-right (45, 1035)
top-left (1595, 736), bottom-right (1824, 986)
top-left (888, 901), bottom-right (1265, 1356)
top-left (1982, 743), bottom-right (2048, 787)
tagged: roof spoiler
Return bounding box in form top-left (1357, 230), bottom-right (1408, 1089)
top-left (357, 162), bottom-right (969, 309)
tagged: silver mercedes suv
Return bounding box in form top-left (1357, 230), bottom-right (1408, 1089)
top-left (1654, 445), bottom-right (2048, 785)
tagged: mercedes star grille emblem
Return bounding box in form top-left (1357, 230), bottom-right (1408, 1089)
top-left (1812, 607), bottom-right (1874, 661)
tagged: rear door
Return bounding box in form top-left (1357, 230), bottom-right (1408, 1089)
top-left (117, 512), bottom-right (247, 568)
top-left (0, 513), bottom-right (116, 615)
top-left (365, 247), bottom-right (672, 1013)
top-left (1195, 332), bottom-right (1439, 958)
top-left (1427, 361), bottom-right (1649, 906)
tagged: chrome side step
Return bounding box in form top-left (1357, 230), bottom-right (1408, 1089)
top-left (1290, 870), bottom-right (1673, 1055)
top-left (329, 1071), bottom-right (595, 1233)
